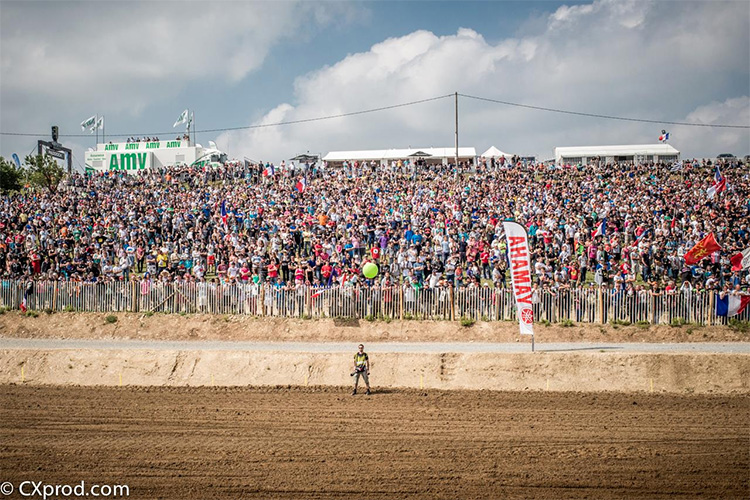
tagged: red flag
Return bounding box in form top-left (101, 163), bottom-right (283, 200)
top-left (684, 233), bottom-right (722, 265)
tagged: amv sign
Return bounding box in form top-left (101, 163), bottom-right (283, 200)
top-left (109, 152), bottom-right (152, 171)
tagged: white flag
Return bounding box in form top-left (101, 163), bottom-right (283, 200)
top-left (503, 221), bottom-right (534, 336)
top-left (81, 115), bottom-right (96, 131)
top-left (90, 116), bottom-right (104, 133)
top-left (173, 109), bottom-right (189, 128)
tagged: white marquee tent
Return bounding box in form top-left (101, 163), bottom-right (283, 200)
top-left (554, 144), bottom-right (680, 164)
top-left (480, 146), bottom-right (513, 158)
top-left (323, 147), bottom-right (477, 165)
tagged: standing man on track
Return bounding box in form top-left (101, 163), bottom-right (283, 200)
top-left (352, 344), bottom-right (371, 396)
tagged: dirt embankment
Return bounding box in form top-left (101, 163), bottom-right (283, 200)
top-left (2, 348), bottom-right (748, 394)
top-left (0, 312), bottom-right (747, 343)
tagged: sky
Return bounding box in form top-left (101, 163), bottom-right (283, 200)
top-left (1, 0), bottom-right (748, 170)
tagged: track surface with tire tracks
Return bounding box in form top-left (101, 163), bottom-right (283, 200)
top-left (1, 385), bottom-right (747, 499)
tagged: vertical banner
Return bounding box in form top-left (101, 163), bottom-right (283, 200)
top-left (503, 221), bottom-right (534, 337)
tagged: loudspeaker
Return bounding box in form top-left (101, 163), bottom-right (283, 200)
top-left (51, 126), bottom-right (59, 142)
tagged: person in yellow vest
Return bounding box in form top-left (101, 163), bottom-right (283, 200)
top-left (351, 344), bottom-right (370, 395)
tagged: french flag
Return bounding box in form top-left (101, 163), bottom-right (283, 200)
top-left (220, 200), bottom-right (228, 225)
top-left (707, 165), bottom-right (726, 199)
top-left (593, 218), bottom-right (606, 238)
top-left (262, 164), bottom-right (274, 177)
top-left (716, 293), bottom-right (750, 317)
top-left (295, 176), bottom-right (307, 193)
top-left (658, 132), bottom-right (669, 142)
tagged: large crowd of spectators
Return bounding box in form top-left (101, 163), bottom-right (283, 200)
top-left (1, 155), bottom-right (748, 302)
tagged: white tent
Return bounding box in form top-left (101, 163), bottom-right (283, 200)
top-left (554, 144), bottom-right (679, 164)
top-left (323, 147), bottom-right (477, 163)
top-left (481, 146), bottom-right (512, 158)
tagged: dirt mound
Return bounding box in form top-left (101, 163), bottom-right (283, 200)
top-left (1, 312), bottom-right (746, 343)
top-left (1, 385), bottom-right (747, 499)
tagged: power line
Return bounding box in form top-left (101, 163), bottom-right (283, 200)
top-left (0, 94), bottom-right (454, 139)
top-left (459, 93), bottom-right (750, 129)
top-left (2, 91), bottom-right (747, 139)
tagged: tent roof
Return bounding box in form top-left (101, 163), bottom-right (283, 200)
top-left (323, 147), bottom-right (476, 162)
top-left (481, 146), bottom-right (512, 158)
top-left (554, 144), bottom-right (679, 157)
top-left (289, 154), bottom-right (319, 161)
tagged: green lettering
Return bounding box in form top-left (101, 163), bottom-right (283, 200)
top-left (137, 153), bottom-right (147, 170)
top-left (105, 144), bottom-right (119, 151)
top-left (120, 153), bottom-right (137, 170)
top-left (167, 141), bottom-right (180, 148)
top-left (125, 143), bottom-right (138, 150)
top-left (146, 142), bottom-right (160, 149)
top-left (109, 155), bottom-right (118, 170)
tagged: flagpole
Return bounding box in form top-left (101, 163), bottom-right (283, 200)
top-left (103, 115), bottom-right (105, 145)
top-left (96, 114), bottom-right (99, 146)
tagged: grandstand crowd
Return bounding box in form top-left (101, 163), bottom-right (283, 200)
top-left (1, 155), bottom-right (748, 301)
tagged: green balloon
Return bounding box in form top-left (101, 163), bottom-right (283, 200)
top-left (362, 262), bottom-right (378, 279)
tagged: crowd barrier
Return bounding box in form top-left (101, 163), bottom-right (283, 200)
top-left (0, 280), bottom-right (746, 325)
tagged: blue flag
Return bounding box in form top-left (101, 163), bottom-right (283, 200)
top-left (11, 153), bottom-right (21, 168)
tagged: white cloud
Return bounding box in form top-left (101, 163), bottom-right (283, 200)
top-left (218, 0), bottom-right (749, 161)
top-left (0, 0), bottom-right (364, 169)
top-left (0, 1), bottom-right (360, 113)
top-left (679, 97), bottom-right (750, 154)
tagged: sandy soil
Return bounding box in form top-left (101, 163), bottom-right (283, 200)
top-left (0, 312), bottom-right (746, 343)
top-left (0, 385), bottom-right (747, 500)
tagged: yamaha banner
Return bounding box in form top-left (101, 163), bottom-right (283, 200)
top-left (503, 221), bottom-right (534, 336)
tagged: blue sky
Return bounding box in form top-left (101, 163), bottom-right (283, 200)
top-left (1, 1), bottom-right (748, 169)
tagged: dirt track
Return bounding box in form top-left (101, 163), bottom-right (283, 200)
top-left (1, 385), bottom-right (747, 499)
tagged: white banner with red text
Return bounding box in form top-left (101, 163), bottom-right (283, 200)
top-left (503, 221), bottom-right (535, 335)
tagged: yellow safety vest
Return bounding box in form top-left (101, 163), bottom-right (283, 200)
top-left (354, 352), bottom-right (368, 368)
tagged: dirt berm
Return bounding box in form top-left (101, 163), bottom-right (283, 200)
top-left (2, 348), bottom-right (748, 394)
top-left (1, 312), bottom-right (747, 343)
top-left (1, 313), bottom-right (748, 394)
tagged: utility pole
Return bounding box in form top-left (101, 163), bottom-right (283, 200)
top-left (454, 92), bottom-right (459, 175)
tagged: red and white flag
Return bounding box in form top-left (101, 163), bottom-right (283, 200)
top-left (730, 248), bottom-right (750, 272)
top-left (295, 177), bottom-right (307, 193)
top-left (503, 221), bottom-right (534, 336)
top-left (20, 297), bottom-right (27, 313)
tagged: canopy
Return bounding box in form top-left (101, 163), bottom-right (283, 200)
top-left (289, 154), bottom-right (319, 162)
top-left (408, 150), bottom-right (432, 157)
top-left (481, 146), bottom-right (512, 158)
